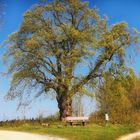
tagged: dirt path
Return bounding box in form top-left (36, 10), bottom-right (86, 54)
top-left (117, 131), bottom-right (140, 140)
top-left (0, 130), bottom-right (66, 140)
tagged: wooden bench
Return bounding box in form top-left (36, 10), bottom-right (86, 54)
top-left (65, 116), bottom-right (89, 126)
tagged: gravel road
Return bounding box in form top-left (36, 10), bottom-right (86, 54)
top-left (0, 130), bottom-right (66, 140)
top-left (117, 131), bottom-right (140, 140)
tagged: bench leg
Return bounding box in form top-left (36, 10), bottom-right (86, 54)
top-left (70, 122), bottom-right (73, 126)
top-left (82, 122), bottom-right (85, 126)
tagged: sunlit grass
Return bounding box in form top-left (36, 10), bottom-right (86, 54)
top-left (0, 122), bottom-right (139, 140)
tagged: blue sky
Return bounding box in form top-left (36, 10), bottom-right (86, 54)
top-left (0, 0), bottom-right (140, 120)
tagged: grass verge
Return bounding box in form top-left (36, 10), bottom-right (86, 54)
top-left (0, 123), bottom-right (139, 140)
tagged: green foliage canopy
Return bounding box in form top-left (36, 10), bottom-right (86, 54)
top-left (3, 0), bottom-right (139, 119)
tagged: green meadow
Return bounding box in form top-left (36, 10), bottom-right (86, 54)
top-left (1, 123), bottom-right (139, 140)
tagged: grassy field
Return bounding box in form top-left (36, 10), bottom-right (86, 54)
top-left (0, 122), bottom-right (139, 140)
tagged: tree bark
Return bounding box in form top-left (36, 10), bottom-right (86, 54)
top-left (57, 94), bottom-right (72, 121)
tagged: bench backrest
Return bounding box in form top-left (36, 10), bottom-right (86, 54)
top-left (65, 116), bottom-right (89, 121)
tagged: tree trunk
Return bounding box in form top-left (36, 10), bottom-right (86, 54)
top-left (57, 95), bottom-right (72, 121)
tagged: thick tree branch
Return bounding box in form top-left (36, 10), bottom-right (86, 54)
top-left (70, 46), bottom-right (122, 95)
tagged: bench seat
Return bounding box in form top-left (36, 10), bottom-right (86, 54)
top-left (65, 117), bottom-right (89, 126)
